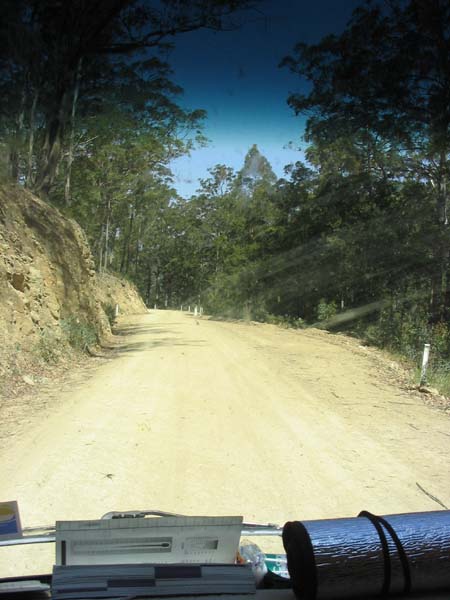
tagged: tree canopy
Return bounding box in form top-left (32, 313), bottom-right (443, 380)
top-left (0, 0), bottom-right (257, 195)
top-left (2, 0), bottom-right (450, 374)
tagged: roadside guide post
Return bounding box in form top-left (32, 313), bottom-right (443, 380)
top-left (420, 343), bottom-right (431, 386)
top-left (115, 303), bottom-right (119, 318)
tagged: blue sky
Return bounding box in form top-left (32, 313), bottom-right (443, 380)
top-left (168, 0), bottom-right (362, 197)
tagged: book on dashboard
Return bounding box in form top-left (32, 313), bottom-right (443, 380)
top-left (51, 562), bottom-right (256, 599)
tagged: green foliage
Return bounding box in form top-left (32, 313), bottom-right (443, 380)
top-left (317, 300), bottom-right (338, 323)
top-left (4, 0), bottom-right (450, 398)
top-left (354, 303), bottom-right (450, 394)
top-left (282, 0), bottom-right (450, 328)
top-left (429, 323), bottom-right (450, 358)
top-left (61, 316), bottom-right (98, 351)
top-left (266, 314), bottom-right (305, 329)
top-left (0, 0), bottom-right (255, 195)
top-left (424, 361), bottom-right (450, 396)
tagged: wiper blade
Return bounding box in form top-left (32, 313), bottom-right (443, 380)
top-left (0, 510), bottom-right (283, 547)
top-left (102, 510), bottom-right (282, 536)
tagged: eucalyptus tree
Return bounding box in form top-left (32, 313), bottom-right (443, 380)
top-left (0, 0), bottom-right (259, 196)
top-left (282, 0), bottom-right (450, 322)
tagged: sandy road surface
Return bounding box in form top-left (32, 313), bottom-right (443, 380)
top-left (0, 310), bottom-right (449, 575)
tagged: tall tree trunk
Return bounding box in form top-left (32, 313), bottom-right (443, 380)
top-left (154, 266), bottom-right (160, 305)
top-left (145, 263), bottom-right (152, 306)
top-left (441, 179), bottom-right (450, 322)
top-left (103, 197), bottom-right (111, 272)
top-left (98, 225), bottom-right (104, 272)
top-left (26, 88), bottom-right (39, 187)
top-left (430, 152), bottom-right (448, 324)
top-left (10, 81), bottom-right (27, 181)
top-left (119, 235), bottom-right (128, 274)
top-left (64, 58), bottom-right (83, 205)
top-left (120, 206), bottom-right (134, 274)
top-left (215, 244), bottom-right (220, 275)
top-left (36, 86), bottom-right (69, 197)
top-left (134, 221), bottom-right (142, 276)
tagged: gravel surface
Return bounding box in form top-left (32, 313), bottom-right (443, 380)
top-left (0, 310), bottom-right (449, 576)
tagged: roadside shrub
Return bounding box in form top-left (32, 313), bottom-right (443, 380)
top-left (356, 295), bottom-right (430, 359)
top-left (425, 359), bottom-right (450, 395)
top-left (290, 316), bottom-right (305, 329)
top-left (61, 316), bottom-right (97, 351)
top-left (361, 323), bottom-right (381, 346)
top-left (266, 314), bottom-right (305, 328)
top-left (317, 299), bottom-right (337, 322)
top-left (241, 303), bottom-right (252, 322)
top-left (249, 300), bottom-right (268, 322)
top-left (33, 329), bottom-right (61, 364)
top-left (102, 302), bottom-right (116, 327)
top-left (354, 298), bottom-right (450, 393)
top-left (430, 322), bottom-right (450, 357)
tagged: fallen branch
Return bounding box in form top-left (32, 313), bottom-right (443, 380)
top-left (416, 482), bottom-right (448, 509)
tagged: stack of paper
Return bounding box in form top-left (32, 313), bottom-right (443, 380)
top-left (0, 579), bottom-right (50, 595)
top-left (55, 516), bottom-right (242, 566)
top-left (52, 563), bottom-right (256, 599)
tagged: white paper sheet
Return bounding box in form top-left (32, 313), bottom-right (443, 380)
top-left (55, 516), bottom-right (243, 566)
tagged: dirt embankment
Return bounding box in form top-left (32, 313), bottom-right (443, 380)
top-left (0, 185), bottom-right (145, 396)
top-left (96, 272), bottom-right (147, 316)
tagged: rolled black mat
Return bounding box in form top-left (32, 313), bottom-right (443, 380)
top-left (283, 510), bottom-right (450, 599)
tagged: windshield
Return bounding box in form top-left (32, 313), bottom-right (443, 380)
top-left (1, 0), bottom-right (449, 579)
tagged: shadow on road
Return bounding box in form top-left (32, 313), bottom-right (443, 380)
top-left (112, 338), bottom-right (206, 354)
top-left (115, 326), bottom-right (172, 336)
top-left (113, 323), bottom-right (191, 335)
top-left (101, 320), bottom-right (206, 355)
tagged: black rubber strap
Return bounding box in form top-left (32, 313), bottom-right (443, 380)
top-left (376, 515), bottom-right (412, 594)
top-left (358, 511), bottom-right (391, 596)
top-left (358, 511), bottom-right (411, 596)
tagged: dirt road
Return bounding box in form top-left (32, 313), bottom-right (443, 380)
top-left (1, 310), bottom-right (449, 575)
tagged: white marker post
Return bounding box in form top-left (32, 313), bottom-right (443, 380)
top-left (420, 343), bottom-right (431, 386)
top-left (115, 303), bottom-right (119, 318)
top-left (194, 306), bottom-right (198, 317)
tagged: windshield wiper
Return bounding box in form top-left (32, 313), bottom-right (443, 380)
top-left (0, 510), bottom-right (282, 547)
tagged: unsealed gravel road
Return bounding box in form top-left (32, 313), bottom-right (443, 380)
top-left (0, 310), bottom-right (449, 575)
